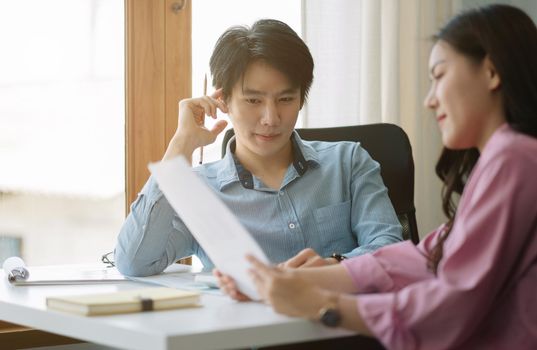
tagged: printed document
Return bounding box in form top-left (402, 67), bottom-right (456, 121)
top-left (149, 157), bottom-right (270, 300)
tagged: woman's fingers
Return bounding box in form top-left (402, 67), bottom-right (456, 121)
top-left (246, 255), bottom-right (273, 272)
top-left (248, 269), bottom-right (268, 301)
top-left (213, 268), bottom-right (252, 302)
top-left (246, 255), bottom-right (282, 302)
top-left (231, 290), bottom-right (251, 302)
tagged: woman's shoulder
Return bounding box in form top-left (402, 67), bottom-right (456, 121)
top-left (465, 126), bottom-right (537, 204)
top-left (480, 125), bottom-right (537, 168)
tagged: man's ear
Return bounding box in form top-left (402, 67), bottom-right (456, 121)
top-left (484, 56), bottom-right (501, 91)
top-left (221, 94), bottom-right (232, 114)
top-left (215, 87), bottom-right (230, 110)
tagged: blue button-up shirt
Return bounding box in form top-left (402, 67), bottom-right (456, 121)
top-left (115, 132), bottom-right (402, 276)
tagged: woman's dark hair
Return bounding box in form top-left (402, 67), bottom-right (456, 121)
top-left (209, 19), bottom-right (314, 106)
top-left (429, 4), bottom-right (537, 273)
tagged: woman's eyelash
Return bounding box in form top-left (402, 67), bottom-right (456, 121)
top-left (431, 73), bottom-right (443, 81)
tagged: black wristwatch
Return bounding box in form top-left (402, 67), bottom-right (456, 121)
top-left (330, 253), bottom-right (347, 262)
top-left (319, 306), bottom-right (342, 327)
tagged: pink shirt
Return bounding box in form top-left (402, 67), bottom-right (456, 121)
top-left (342, 124), bottom-right (537, 349)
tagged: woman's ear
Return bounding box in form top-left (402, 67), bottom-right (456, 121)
top-left (484, 56), bottom-right (501, 91)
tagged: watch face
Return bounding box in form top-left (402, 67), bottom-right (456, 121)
top-left (320, 308), bottom-right (341, 327)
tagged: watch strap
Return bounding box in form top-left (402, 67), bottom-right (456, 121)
top-left (330, 253), bottom-right (347, 262)
top-left (317, 293), bottom-right (342, 327)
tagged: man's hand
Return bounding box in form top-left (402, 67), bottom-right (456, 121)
top-left (280, 248), bottom-right (339, 268)
top-left (163, 89), bottom-right (229, 162)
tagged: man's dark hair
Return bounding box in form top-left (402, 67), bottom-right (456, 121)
top-left (209, 19), bottom-right (314, 106)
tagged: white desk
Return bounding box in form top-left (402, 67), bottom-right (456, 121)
top-left (0, 267), bottom-right (355, 350)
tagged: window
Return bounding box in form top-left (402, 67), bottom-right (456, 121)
top-left (0, 0), bottom-right (301, 269)
top-left (0, 0), bottom-right (125, 265)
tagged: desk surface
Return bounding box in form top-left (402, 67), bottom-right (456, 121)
top-left (0, 266), bottom-right (354, 350)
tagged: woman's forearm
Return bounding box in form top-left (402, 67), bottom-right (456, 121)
top-left (337, 293), bottom-right (373, 335)
top-left (298, 263), bottom-right (359, 294)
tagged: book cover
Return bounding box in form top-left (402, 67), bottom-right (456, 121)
top-left (46, 287), bottom-right (201, 316)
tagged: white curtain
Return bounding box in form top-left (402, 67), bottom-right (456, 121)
top-left (302, 0), bottom-right (461, 235)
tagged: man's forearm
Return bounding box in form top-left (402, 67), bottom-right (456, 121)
top-left (162, 134), bottom-right (197, 163)
top-left (115, 179), bottom-right (182, 276)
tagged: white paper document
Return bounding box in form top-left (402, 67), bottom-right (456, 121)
top-left (127, 264), bottom-right (223, 295)
top-left (148, 157), bottom-right (270, 300)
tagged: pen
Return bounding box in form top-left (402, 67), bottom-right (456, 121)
top-left (199, 74), bottom-right (207, 165)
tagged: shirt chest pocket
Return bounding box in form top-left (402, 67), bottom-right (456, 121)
top-left (313, 200), bottom-right (353, 244)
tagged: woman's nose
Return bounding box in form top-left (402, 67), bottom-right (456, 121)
top-left (423, 87), bottom-right (438, 110)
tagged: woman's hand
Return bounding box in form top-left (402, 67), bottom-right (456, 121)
top-left (279, 248), bottom-right (339, 268)
top-left (247, 255), bottom-right (373, 335)
top-left (247, 255), bottom-right (330, 319)
top-left (213, 269), bottom-right (251, 302)
top-left (163, 89), bottom-right (229, 162)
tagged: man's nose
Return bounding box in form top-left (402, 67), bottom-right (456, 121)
top-left (261, 101), bottom-right (279, 126)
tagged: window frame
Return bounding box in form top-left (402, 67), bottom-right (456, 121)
top-left (125, 0), bottom-right (192, 210)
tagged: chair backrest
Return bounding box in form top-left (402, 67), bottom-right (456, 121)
top-left (221, 123), bottom-right (419, 244)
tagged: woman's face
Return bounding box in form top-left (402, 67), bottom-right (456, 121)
top-left (424, 41), bottom-right (504, 151)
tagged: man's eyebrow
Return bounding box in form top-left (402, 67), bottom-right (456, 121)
top-left (242, 88), bottom-right (265, 96)
top-left (241, 87), bottom-right (300, 96)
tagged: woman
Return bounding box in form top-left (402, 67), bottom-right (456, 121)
top-left (217, 4), bottom-right (537, 349)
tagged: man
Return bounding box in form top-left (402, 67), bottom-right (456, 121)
top-left (115, 19), bottom-right (402, 276)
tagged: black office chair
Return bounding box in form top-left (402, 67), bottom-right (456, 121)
top-left (222, 123), bottom-right (419, 244)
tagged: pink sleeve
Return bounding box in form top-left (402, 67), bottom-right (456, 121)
top-left (341, 236), bottom-right (437, 293)
top-left (353, 152), bottom-right (537, 350)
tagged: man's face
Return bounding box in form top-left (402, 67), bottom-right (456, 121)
top-left (226, 60), bottom-right (301, 162)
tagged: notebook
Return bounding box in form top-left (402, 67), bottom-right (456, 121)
top-left (46, 287), bottom-right (201, 316)
top-left (6, 264), bottom-right (127, 285)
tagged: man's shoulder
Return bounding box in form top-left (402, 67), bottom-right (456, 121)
top-left (302, 139), bottom-right (371, 162)
top-left (303, 139), bottom-right (360, 153)
top-left (193, 159), bottom-right (232, 181)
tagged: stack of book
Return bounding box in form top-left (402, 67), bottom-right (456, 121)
top-left (46, 287), bottom-right (201, 316)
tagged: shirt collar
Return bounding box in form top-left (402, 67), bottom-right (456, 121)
top-left (217, 131), bottom-right (320, 190)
